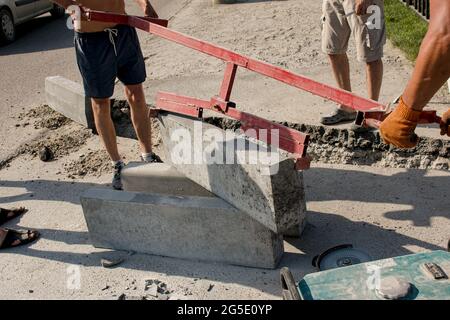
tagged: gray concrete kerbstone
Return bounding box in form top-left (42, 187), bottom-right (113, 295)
top-left (157, 113), bottom-right (307, 233)
top-left (45, 76), bottom-right (95, 129)
top-left (81, 188), bottom-right (284, 269)
top-left (122, 162), bottom-right (214, 197)
top-left (122, 162), bottom-right (303, 237)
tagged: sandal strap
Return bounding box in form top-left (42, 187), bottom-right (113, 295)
top-left (0, 229), bottom-right (39, 249)
top-left (0, 207), bottom-right (26, 226)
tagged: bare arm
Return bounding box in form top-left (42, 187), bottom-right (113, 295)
top-left (379, 0), bottom-right (450, 147)
top-left (402, 0), bottom-right (450, 111)
top-left (134, 0), bottom-right (158, 18)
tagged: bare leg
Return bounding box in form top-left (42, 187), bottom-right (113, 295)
top-left (0, 228), bottom-right (6, 244)
top-left (124, 83), bottom-right (152, 154)
top-left (328, 53), bottom-right (354, 112)
top-left (402, 0), bottom-right (450, 111)
top-left (91, 98), bottom-right (121, 162)
top-left (366, 59), bottom-right (383, 101)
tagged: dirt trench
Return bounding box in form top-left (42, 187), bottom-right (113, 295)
top-left (206, 117), bottom-right (450, 171)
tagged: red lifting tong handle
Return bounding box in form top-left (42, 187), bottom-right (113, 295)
top-left (358, 109), bottom-right (443, 129)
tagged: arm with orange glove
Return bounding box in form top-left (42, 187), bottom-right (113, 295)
top-left (380, 0), bottom-right (450, 148)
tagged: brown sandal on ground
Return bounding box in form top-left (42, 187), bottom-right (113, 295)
top-left (0, 207), bottom-right (28, 226)
top-left (0, 228), bottom-right (40, 249)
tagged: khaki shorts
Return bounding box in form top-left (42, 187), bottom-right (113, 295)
top-left (321, 0), bottom-right (386, 62)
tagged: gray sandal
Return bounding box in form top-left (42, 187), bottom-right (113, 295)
top-left (320, 108), bottom-right (357, 125)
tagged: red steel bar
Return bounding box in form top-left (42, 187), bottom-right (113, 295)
top-left (86, 10), bottom-right (384, 113)
top-left (157, 92), bottom-right (210, 109)
top-left (157, 92), bottom-right (309, 145)
top-left (219, 63), bottom-right (238, 102)
top-left (363, 109), bottom-right (441, 128)
top-left (87, 9), bottom-right (441, 123)
top-left (156, 99), bottom-right (204, 118)
top-left (156, 92), bottom-right (310, 168)
top-left (86, 9), bottom-right (440, 171)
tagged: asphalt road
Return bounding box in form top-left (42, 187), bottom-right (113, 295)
top-left (0, 0), bottom-right (189, 158)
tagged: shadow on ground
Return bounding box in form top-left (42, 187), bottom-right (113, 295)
top-left (0, 165), bottom-right (449, 294)
top-left (0, 15), bottom-right (72, 56)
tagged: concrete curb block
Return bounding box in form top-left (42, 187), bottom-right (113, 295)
top-left (122, 162), bottom-right (304, 238)
top-left (45, 76), bottom-right (95, 130)
top-left (158, 113), bottom-right (307, 234)
top-left (81, 188), bottom-right (284, 269)
top-left (122, 162), bottom-right (214, 197)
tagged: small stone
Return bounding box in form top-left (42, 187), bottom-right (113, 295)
top-left (145, 284), bottom-right (159, 297)
top-left (29, 290), bottom-right (34, 293)
top-left (101, 257), bottom-right (124, 268)
top-left (39, 146), bottom-right (53, 162)
top-left (100, 251), bottom-right (129, 268)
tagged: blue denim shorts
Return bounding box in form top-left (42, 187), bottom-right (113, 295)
top-left (74, 25), bottom-right (147, 99)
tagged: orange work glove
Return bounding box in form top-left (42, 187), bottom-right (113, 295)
top-left (440, 109), bottom-right (450, 137)
top-left (379, 97), bottom-right (422, 149)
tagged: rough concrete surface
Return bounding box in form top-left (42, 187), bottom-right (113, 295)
top-left (81, 188), bottom-right (283, 269)
top-left (158, 113), bottom-right (307, 233)
top-left (122, 162), bottom-right (214, 197)
top-left (0, 0), bottom-right (449, 300)
top-left (122, 162), bottom-right (303, 238)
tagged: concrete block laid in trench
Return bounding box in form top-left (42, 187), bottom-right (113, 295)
top-left (157, 113), bottom-right (307, 234)
top-left (80, 187), bottom-right (284, 269)
top-left (45, 76), bottom-right (95, 129)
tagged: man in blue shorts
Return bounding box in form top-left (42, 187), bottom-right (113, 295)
top-left (52, 0), bottom-right (160, 190)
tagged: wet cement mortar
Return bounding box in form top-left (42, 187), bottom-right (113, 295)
top-left (205, 117), bottom-right (450, 171)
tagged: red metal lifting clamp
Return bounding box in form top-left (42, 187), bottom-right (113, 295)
top-left (85, 9), bottom-right (442, 171)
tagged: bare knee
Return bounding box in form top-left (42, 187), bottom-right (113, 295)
top-left (328, 53), bottom-right (347, 62)
top-left (91, 98), bottom-right (110, 116)
top-left (125, 84), bottom-right (144, 102)
top-left (366, 59), bottom-right (383, 72)
top-left (366, 59), bottom-right (382, 66)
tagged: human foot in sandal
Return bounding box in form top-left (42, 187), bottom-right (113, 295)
top-left (0, 207), bottom-right (28, 226)
top-left (320, 107), bottom-right (357, 125)
top-left (0, 228), bottom-right (40, 250)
